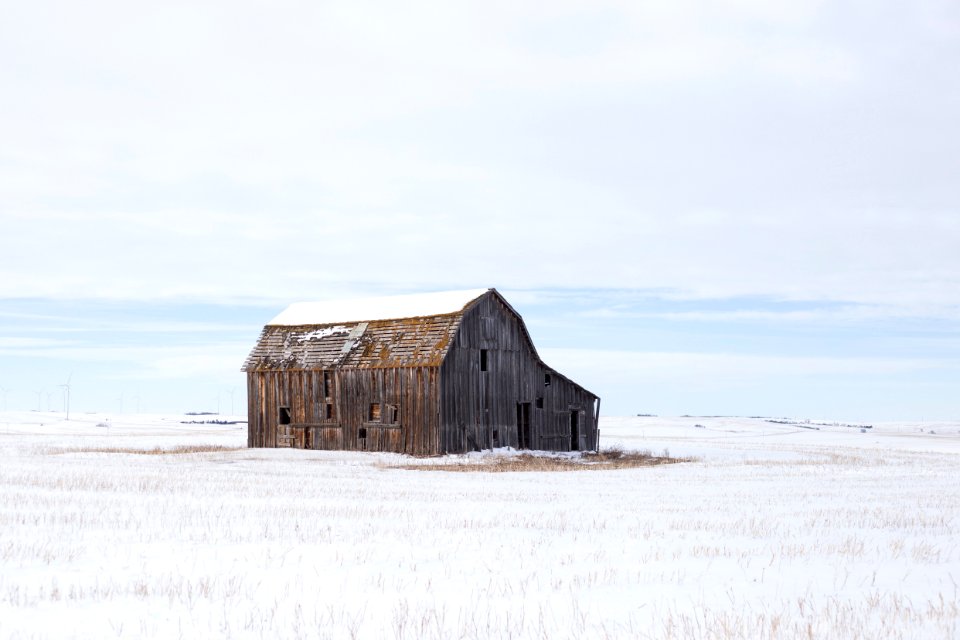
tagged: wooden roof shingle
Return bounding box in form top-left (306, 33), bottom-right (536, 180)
top-left (242, 290), bottom-right (488, 371)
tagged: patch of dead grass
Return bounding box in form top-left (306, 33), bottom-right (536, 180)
top-left (394, 446), bottom-right (693, 472)
top-left (49, 445), bottom-right (244, 456)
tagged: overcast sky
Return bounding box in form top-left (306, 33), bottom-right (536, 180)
top-left (1, 0), bottom-right (958, 420)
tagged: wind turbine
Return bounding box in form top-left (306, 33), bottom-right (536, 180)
top-left (60, 373), bottom-right (72, 421)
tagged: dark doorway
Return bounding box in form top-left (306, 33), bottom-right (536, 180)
top-left (517, 402), bottom-right (531, 449)
top-left (570, 410), bottom-right (580, 451)
top-left (276, 406), bottom-right (293, 448)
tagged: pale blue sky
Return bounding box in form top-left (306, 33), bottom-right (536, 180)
top-left (1, 1), bottom-right (958, 420)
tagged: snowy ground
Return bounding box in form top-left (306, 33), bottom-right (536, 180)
top-left (1, 412), bottom-right (958, 639)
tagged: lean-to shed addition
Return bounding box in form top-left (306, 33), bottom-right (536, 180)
top-left (242, 288), bottom-right (599, 454)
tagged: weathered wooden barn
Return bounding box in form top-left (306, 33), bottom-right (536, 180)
top-left (242, 288), bottom-right (599, 454)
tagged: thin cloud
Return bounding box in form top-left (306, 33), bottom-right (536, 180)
top-left (578, 304), bottom-right (960, 324)
top-left (0, 337), bottom-right (77, 348)
top-left (541, 348), bottom-right (956, 383)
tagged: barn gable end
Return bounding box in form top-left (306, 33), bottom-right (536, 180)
top-left (439, 290), bottom-right (599, 453)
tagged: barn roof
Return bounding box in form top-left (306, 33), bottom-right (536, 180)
top-left (243, 289), bottom-right (490, 371)
top-left (267, 288), bottom-right (491, 326)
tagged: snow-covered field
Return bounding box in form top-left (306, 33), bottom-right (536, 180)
top-left (1, 412), bottom-right (958, 639)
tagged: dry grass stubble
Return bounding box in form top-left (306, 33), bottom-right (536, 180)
top-left (394, 446), bottom-right (692, 472)
top-left (47, 445), bottom-right (244, 456)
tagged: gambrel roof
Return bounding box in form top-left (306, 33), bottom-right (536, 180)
top-left (243, 288), bottom-right (597, 401)
top-left (242, 289), bottom-right (491, 371)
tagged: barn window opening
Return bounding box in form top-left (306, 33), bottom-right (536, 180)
top-left (358, 427), bottom-right (367, 439)
top-left (279, 407), bottom-right (291, 425)
top-left (386, 404), bottom-right (398, 424)
top-left (323, 371), bottom-right (332, 398)
top-left (535, 396), bottom-right (544, 409)
top-left (544, 373), bottom-right (552, 387)
top-left (369, 403), bottom-right (381, 422)
top-left (480, 349), bottom-right (488, 372)
top-left (325, 403), bottom-right (334, 420)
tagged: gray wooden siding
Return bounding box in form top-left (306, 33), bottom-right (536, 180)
top-left (246, 367), bottom-right (440, 455)
top-left (439, 293), bottom-right (598, 453)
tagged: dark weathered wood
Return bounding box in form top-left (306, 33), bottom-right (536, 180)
top-left (437, 292), bottom-right (598, 453)
top-left (242, 290), bottom-right (599, 454)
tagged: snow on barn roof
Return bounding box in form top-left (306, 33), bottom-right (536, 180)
top-left (267, 288), bottom-right (491, 326)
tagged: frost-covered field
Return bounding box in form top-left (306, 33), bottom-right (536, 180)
top-left (1, 412), bottom-right (958, 639)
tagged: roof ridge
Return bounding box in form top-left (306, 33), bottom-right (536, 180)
top-left (267, 288), bottom-right (491, 326)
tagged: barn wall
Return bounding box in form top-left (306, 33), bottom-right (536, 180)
top-left (439, 293), bottom-right (598, 453)
top-left (535, 369), bottom-right (599, 452)
top-left (246, 367), bottom-right (440, 455)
